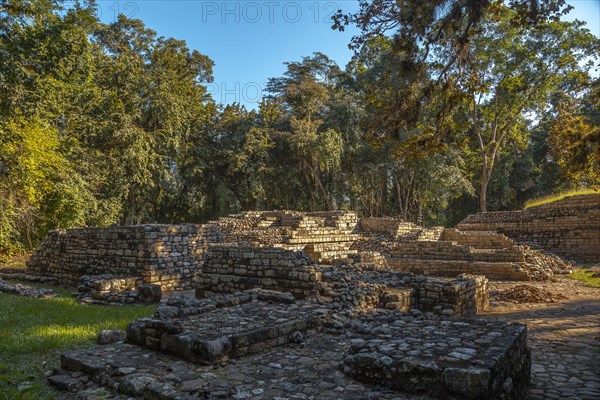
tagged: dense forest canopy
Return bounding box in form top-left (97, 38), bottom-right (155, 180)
top-left (0, 0), bottom-right (598, 254)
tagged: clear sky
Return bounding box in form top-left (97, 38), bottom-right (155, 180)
top-left (93, 0), bottom-right (600, 108)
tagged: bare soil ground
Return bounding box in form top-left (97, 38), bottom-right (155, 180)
top-left (484, 277), bottom-right (600, 400)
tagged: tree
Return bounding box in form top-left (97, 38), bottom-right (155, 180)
top-left (0, 118), bottom-right (90, 253)
top-left (267, 53), bottom-right (345, 210)
top-left (548, 83), bottom-right (600, 187)
top-left (91, 15), bottom-right (214, 224)
top-left (457, 11), bottom-right (599, 210)
top-left (0, 2), bottom-right (217, 252)
top-left (332, 0), bottom-right (572, 133)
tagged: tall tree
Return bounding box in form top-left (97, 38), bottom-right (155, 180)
top-left (457, 12), bottom-right (599, 210)
top-left (267, 53), bottom-right (345, 210)
top-left (548, 82), bottom-right (600, 187)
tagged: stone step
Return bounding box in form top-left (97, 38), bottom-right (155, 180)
top-left (387, 258), bottom-right (532, 281)
top-left (125, 299), bottom-right (325, 365)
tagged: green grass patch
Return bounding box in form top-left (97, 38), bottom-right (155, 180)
top-left (0, 254), bottom-right (29, 270)
top-left (0, 292), bottom-right (154, 399)
top-left (569, 268), bottom-right (600, 288)
top-left (524, 189), bottom-right (599, 208)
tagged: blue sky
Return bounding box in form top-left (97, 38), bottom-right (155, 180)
top-left (94, 0), bottom-right (599, 108)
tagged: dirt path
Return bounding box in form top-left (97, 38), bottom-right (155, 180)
top-left (483, 278), bottom-right (600, 400)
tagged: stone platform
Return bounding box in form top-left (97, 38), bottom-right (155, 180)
top-left (342, 316), bottom-right (530, 399)
top-left (49, 291), bottom-right (530, 400)
top-left (127, 290), bottom-right (325, 364)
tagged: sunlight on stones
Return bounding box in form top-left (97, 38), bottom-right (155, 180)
top-left (1, 194), bottom-right (596, 399)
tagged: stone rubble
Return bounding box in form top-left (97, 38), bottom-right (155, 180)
top-left (492, 284), bottom-right (568, 304)
top-left (77, 274), bottom-right (162, 306)
top-left (0, 277), bottom-right (59, 298)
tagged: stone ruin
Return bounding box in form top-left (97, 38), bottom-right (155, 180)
top-left (23, 206), bottom-right (579, 305)
top-left (48, 284), bottom-right (531, 399)
top-left (458, 194), bottom-right (600, 263)
top-left (21, 198), bottom-right (597, 398)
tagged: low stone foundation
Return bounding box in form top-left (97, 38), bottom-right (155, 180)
top-left (127, 290), bottom-right (324, 364)
top-left (342, 314), bottom-right (531, 399)
top-left (0, 278), bottom-right (59, 299)
top-left (49, 290), bottom-right (528, 400)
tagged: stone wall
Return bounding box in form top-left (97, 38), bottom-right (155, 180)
top-left (457, 194), bottom-right (600, 263)
top-left (27, 224), bottom-right (212, 291)
top-left (388, 258), bottom-right (533, 281)
top-left (390, 241), bottom-right (525, 262)
top-left (358, 218), bottom-right (420, 237)
top-left (24, 204), bottom-right (578, 298)
top-left (196, 246), bottom-right (322, 299)
top-left (197, 245), bottom-right (489, 317)
top-left (442, 228), bottom-right (517, 249)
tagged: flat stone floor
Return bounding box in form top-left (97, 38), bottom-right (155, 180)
top-left (57, 277), bottom-right (599, 400)
top-left (59, 334), bottom-right (429, 400)
top-left (484, 277), bottom-right (600, 400)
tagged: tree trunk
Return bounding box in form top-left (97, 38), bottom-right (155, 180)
top-left (479, 170), bottom-right (489, 212)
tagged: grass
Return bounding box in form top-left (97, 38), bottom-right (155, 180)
top-left (0, 254), bottom-right (29, 271)
top-left (569, 268), bottom-right (600, 289)
top-left (0, 291), bottom-right (155, 399)
top-left (524, 188), bottom-right (599, 208)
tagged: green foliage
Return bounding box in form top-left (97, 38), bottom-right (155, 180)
top-left (548, 88), bottom-right (600, 187)
top-left (1, 0), bottom-right (598, 254)
top-left (454, 9), bottom-right (599, 211)
top-left (1, 1), bottom-right (216, 253)
top-left (0, 118), bottom-right (90, 253)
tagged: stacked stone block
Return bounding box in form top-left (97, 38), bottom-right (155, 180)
top-left (457, 194), bottom-right (600, 262)
top-left (196, 246), bottom-right (322, 299)
top-left (27, 224), bottom-right (210, 292)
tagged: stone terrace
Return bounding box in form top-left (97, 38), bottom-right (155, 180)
top-left (22, 206), bottom-right (577, 306)
top-left (457, 194), bottom-right (600, 263)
